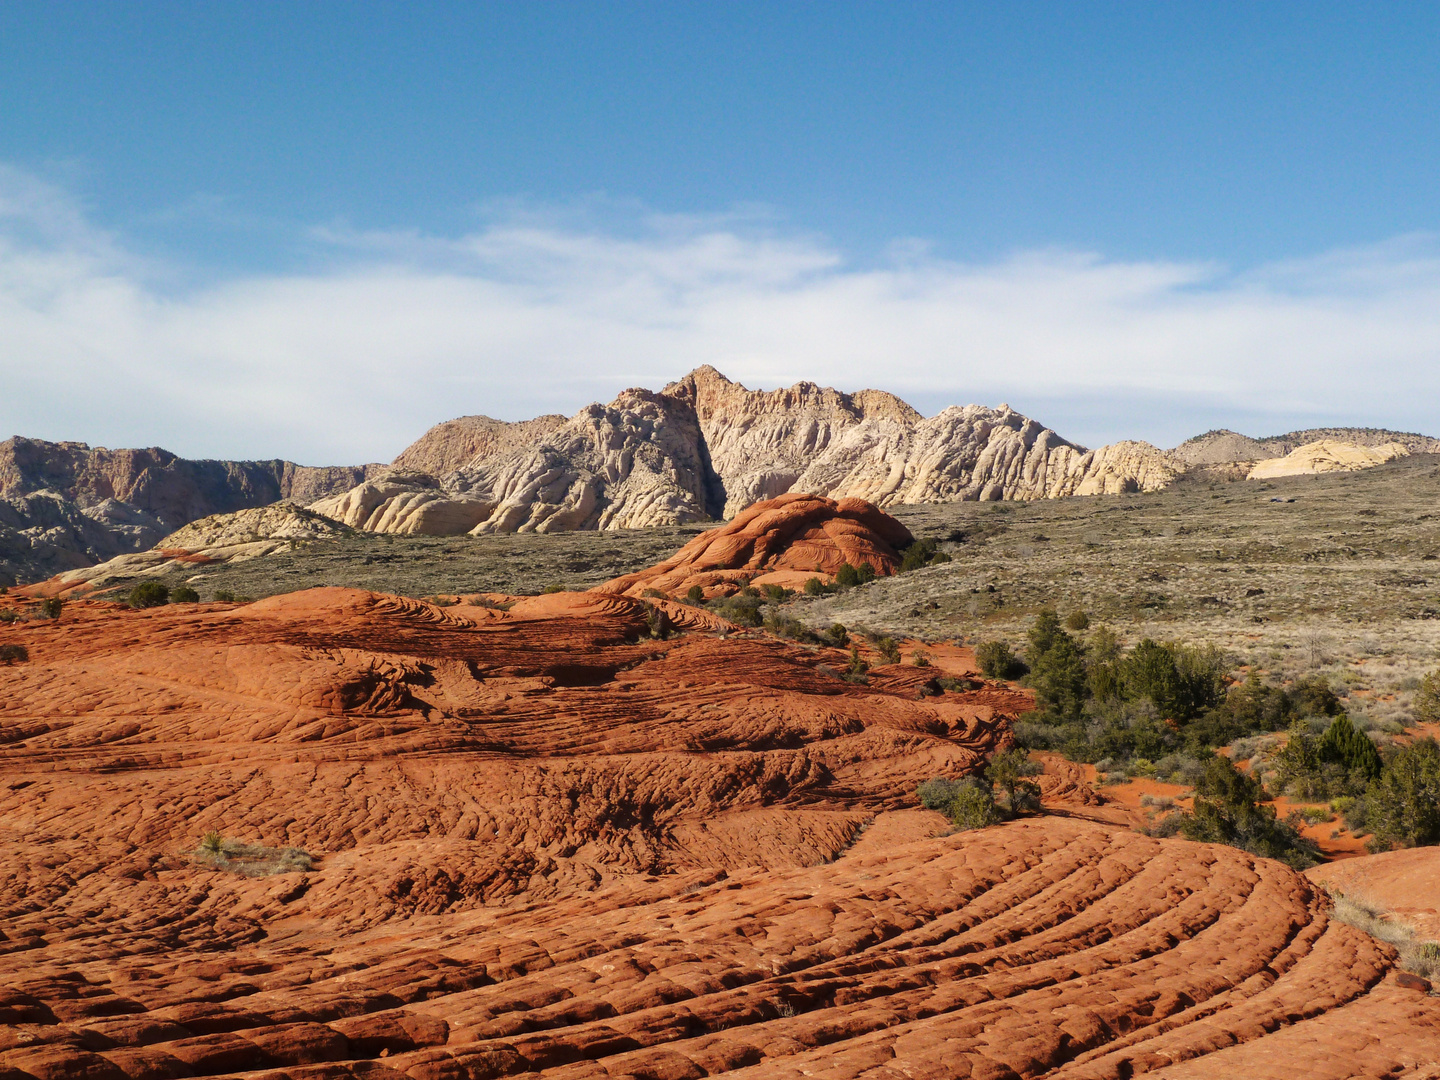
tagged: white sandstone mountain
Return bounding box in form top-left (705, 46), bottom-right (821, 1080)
top-left (311, 367), bottom-right (1186, 535)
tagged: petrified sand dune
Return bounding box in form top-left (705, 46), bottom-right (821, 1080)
top-left (599, 492), bottom-right (915, 598)
top-left (2, 512), bottom-right (1438, 1077)
top-left (309, 472), bottom-right (495, 535)
top-left (1246, 439), bottom-right (1411, 480)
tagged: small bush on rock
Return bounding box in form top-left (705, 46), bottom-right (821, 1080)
top-left (0, 644), bottom-right (28, 665)
top-left (171, 585), bottom-right (200, 603)
top-left (843, 646), bottom-right (869, 683)
top-left (38, 598), bottom-right (63, 619)
top-left (129, 581), bottom-right (170, 609)
top-left (985, 747), bottom-right (1043, 816)
top-left (916, 776), bottom-right (1001, 830)
top-left (686, 584), bottom-right (705, 603)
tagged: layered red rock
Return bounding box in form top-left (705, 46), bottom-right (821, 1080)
top-left (596, 492), bottom-right (915, 598)
top-left (2, 584), bottom-right (1437, 1079)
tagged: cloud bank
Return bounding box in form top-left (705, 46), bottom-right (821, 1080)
top-left (2, 166), bottom-right (1439, 465)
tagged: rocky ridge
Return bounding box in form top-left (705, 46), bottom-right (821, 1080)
top-left (1172, 427), bottom-right (1440, 467)
top-left (323, 367), bottom-right (1188, 537)
top-left (390, 414), bottom-right (570, 475)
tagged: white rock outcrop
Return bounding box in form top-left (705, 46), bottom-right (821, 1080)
top-left (1246, 440), bottom-right (1411, 480)
top-left (309, 472), bottom-right (495, 535)
top-left (53, 504), bottom-right (351, 591)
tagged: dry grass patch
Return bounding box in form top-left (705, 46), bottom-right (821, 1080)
top-left (1327, 889), bottom-right (1440, 981)
top-left (194, 831), bottom-right (314, 876)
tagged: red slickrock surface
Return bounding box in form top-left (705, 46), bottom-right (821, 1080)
top-left (2, 515), bottom-right (1438, 1078)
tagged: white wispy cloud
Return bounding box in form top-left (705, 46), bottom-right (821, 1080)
top-left (2, 165), bottom-right (1438, 465)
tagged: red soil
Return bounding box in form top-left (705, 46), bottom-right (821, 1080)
top-left (2, 509), bottom-right (1438, 1077)
top-left (598, 492), bottom-right (914, 598)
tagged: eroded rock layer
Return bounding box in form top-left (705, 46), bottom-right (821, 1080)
top-left (1, 586), bottom-right (1436, 1079)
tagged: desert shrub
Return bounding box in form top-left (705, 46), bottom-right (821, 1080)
top-left (709, 594), bottom-right (765, 627)
top-left (643, 603), bottom-right (670, 640)
top-left (821, 623), bottom-right (849, 648)
top-left (918, 776), bottom-right (1000, 829)
top-left (37, 598), bottom-right (63, 619)
top-left (686, 584), bottom-right (705, 603)
top-left (0, 609), bottom-right (16, 624)
top-left (762, 584), bottom-right (791, 601)
top-left (1290, 674), bottom-right (1342, 719)
top-left (641, 588), bottom-right (669, 599)
top-left (1415, 670), bottom-right (1440, 725)
top-left (214, 589), bottom-right (237, 602)
top-left (1316, 713), bottom-right (1383, 780)
top-left (1361, 737), bottom-right (1440, 851)
top-left (1064, 609), bottom-right (1091, 632)
top-left (976, 640), bottom-right (1026, 680)
top-left (1084, 699), bottom-right (1177, 764)
top-left (843, 646), bottom-right (869, 683)
top-left (170, 585), bottom-right (200, 604)
top-left (898, 538), bottom-right (952, 572)
top-left (1180, 754), bottom-right (1319, 869)
top-left (542, 583), bottom-right (564, 594)
top-left (985, 747), bottom-right (1042, 816)
top-left (835, 563), bottom-right (860, 589)
top-left (764, 610), bottom-right (810, 641)
top-left (1026, 615), bottom-right (1088, 721)
top-left (128, 581), bottom-right (170, 609)
top-left (803, 577), bottom-right (828, 596)
top-left (856, 562), bottom-right (877, 584)
top-left (1011, 719), bottom-right (1066, 751)
top-left (912, 648), bottom-right (931, 667)
top-left (917, 776), bottom-right (963, 810)
top-left (948, 778), bottom-right (1001, 830)
top-left (1273, 715), bottom-right (1382, 799)
top-left (0, 644), bottom-right (28, 665)
top-left (875, 636), bottom-right (901, 665)
top-left (201, 830), bottom-right (225, 854)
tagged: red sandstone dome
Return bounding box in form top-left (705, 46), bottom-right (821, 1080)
top-left (597, 492), bottom-right (915, 599)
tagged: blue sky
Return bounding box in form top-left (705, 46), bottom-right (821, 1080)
top-left (2, 3), bottom-right (1440, 463)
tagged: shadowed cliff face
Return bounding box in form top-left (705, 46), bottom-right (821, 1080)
top-left (0, 437), bottom-right (379, 585)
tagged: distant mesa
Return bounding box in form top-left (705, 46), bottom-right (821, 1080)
top-left (597, 492), bottom-right (915, 599)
